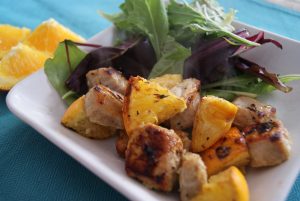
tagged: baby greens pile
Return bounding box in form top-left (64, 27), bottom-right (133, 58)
top-left (44, 0), bottom-right (300, 105)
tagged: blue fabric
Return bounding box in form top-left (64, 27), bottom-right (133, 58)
top-left (0, 0), bottom-right (299, 201)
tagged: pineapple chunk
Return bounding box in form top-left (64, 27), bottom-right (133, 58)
top-left (123, 76), bottom-right (186, 135)
top-left (201, 127), bottom-right (250, 176)
top-left (192, 96), bottom-right (238, 152)
top-left (61, 96), bottom-right (116, 139)
top-left (150, 74), bottom-right (182, 89)
top-left (191, 166), bottom-right (249, 201)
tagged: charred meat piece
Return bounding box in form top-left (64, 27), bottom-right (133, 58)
top-left (233, 96), bottom-right (276, 129)
top-left (179, 152), bottom-right (207, 201)
top-left (115, 130), bottom-right (129, 158)
top-left (125, 124), bottom-right (183, 192)
top-left (243, 120), bottom-right (291, 167)
top-left (86, 67), bottom-right (128, 95)
top-left (170, 78), bottom-right (201, 130)
top-left (85, 84), bottom-right (124, 129)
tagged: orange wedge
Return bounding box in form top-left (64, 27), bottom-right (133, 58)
top-left (0, 25), bottom-right (31, 59)
top-left (0, 43), bottom-right (49, 90)
top-left (23, 18), bottom-right (85, 55)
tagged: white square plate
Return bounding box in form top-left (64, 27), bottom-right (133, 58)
top-left (6, 22), bottom-right (300, 201)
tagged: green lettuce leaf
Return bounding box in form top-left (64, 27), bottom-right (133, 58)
top-left (44, 40), bottom-right (87, 105)
top-left (202, 74), bottom-right (300, 101)
top-left (167, 0), bottom-right (259, 46)
top-left (148, 36), bottom-right (191, 78)
top-left (102, 0), bottom-right (169, 59)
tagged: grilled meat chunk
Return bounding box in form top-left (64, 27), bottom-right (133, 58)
top-left (179, 152), bottom-right (207, 201)
top-left (233, 96), bottom-right (276, 129)
top-left (170, 78), bottom-right (201, 130)
top-left (85, 84), bottom-right (124, 129)
top-left (125, 124), bottom-right (183, 192)
top-left (243, 120), bottom-right (291, 167)
top-left (86, 67), bottom-right (128, 95)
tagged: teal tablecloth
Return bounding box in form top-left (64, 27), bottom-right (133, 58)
top-left (0, 0), bottom-right (299, 200)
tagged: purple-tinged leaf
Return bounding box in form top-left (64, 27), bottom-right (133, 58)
top-left (231, 57), bottom-right (292, 93)
top-left (183, 30), bottom-right (283, 85)
top-left (233, 31), bottom-right (282, 56)
top-left (65, 37), bottom-right (156, 95)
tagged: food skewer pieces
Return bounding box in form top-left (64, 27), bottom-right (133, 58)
top-left (125, 123), bottom-right (183, 192)
top-left (61, 96), bottom-right (116, 139)
top-left (243, 120), bottom-right (291, 167)
top-left (179, 152), bottom-right (207, 201)
top-left (233, 96), bottom-right (276, 129)
top-left (192, 95), bottom-right (238, 152)
top-left (201, 127), bottom-right (250, 176)
top-left (85, 84), bottom-right (124, 129)
top-left (123, 76), bottom-right (186, 135)
top-left (170, 78), bottom-right (201, 130)
top-left (191, 166), bottom-right (249, 201)
top-left (86, 67), bottom-right (128, 95)
top-left (232, 96), bottom-right (291, 167)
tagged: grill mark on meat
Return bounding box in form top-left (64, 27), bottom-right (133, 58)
top-left (215, 146), bottom-right (231, 159)
top-left (155, 173), bottom-right (166, 184)
top-left (270, 132), bottom-right (281, 142)
top-left (128, 127), bottom-right (172, 179)
top-left (257, 121), bottom-right (276, 134)
top-left (247, 104), bottom-right (257, 112)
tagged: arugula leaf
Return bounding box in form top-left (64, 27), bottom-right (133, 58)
top-left (167, 0), bottom-right (259, 46)
top-left (202, 74), bottom-right (300, 100)
top-left (44, 40), bottom-right (87, 105)
top-left (102, 0), bottom-right (169, 59)
top-left (148, 36), bottom-right (191, 78)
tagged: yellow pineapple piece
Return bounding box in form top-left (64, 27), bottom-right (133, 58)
top-left (201, 127), bottom-right (250, 176)
top-left (61, 96), bottom-right (116, 139)
top-left (191, 166), bottom-right (249, 201)
top-left (192, 95), bottom-right (238, 152)
top-left (123, 76), bottom-right (187, 135)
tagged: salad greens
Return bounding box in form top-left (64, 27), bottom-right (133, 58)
top-left (102, 0), bottom-right (192, 79)
top-left (167, 0), bottom-right (258, 47)
top-left (101, 0), bottom-right (169, 60)
top-left (202, 74), bottom-right (300, 101)
top-left (44, 0), bottom-right (300, 106)
top-left (148, 36), bottom-right (191, 78)
top-left (44, 40), bottom-right (86, 105)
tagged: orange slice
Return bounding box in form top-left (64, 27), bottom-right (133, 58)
top-left (0, 43), bottom-right (49, 90)
top-left (23, 18), bottom-right (85, 55)
top-left (0, 25), bottom-right (31, 59)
